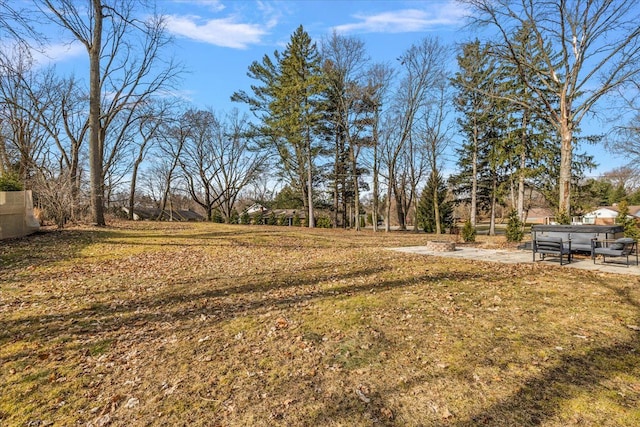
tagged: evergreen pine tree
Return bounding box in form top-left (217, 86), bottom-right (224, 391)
top-left (616, 200), bottom-right (640, 240)
top-left (232, 26), bottom-right (324, 228)
top-left (417, 172), bottom-right (453, 233)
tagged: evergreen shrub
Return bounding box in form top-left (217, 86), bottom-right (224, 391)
top-left (506, 210), bottom-right (524, 242)
top-left (0, 174), bottom-right (23, 191)
top-left (461, 219), bottom-right (476, 243)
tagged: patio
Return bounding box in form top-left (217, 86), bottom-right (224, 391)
top-left (390, 245), bottom-right (640, 276)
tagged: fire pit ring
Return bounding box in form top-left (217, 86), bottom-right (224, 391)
top-left (425, 240), bottom-right (456, 252)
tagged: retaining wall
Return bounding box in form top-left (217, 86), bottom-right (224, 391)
top-left (0, 190), bottom-right (40, 240)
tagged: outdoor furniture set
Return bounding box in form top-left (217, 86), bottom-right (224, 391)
top-left (530, 225), bottom-right (638, 267)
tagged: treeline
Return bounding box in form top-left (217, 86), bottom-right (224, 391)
top-left (1, 1), bottom-right (639, 233)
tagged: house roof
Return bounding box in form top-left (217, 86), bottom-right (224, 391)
top-left (526, 208), bottom-right (554, 218)
top-left (584, 205), bottom-right (640, 218)
top-left (245, 203), bottom-right (267, 214)
top-left (124, 207), bottom-right (204, 221)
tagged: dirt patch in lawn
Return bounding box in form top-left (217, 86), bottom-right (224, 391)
top-left (1, 222), bottom-right (639, 426)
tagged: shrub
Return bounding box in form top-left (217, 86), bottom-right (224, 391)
top-left (555, 209), bottom-right (571, 225)
top-left (316, 215), bottom-right (331, 228)
top-left (32, 171), bottom-right (73, 228)
top-left (277, 213), bottom-right (287, 226)
top-left (267, 211), bottom-right (277, 225)
top-left (461, 219), bottom-right (476, 243)
top-left (212, 209), bottom-right (224, 223)
top-left (292, 213), bottom-right (301, 226)
top-left (240, 211), bottom-right (250, 224)
top-left (505, 210), bottom-right (524, 243)
top-left (0, 174), bottom-right (23, 191)
top-left (416, 172), bottom-right (453, 233)
top-left (230, 209), bottom-right (240, 224)
top-left (616, 200), bottom-right (640, 240)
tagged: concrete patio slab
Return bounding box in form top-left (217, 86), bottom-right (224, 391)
top-left (389, 246), bottom-right (640, 276)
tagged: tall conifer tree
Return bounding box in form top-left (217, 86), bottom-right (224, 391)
top-left (233, 26), bottom-right (324, 227)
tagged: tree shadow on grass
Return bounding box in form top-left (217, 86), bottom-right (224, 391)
top-left (0, 228), bottom-right (107, 273)
top-left (297, 278), bottom-right (640, 427)
top-left (447, 279), bottom-right (640, 426)
top-left (450, 338), bottom-right (640, 426)
top-left (0, 260), bottom-right (472, 365)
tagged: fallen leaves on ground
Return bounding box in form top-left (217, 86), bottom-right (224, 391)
top-left (1, 221), bottom-right (639, 426)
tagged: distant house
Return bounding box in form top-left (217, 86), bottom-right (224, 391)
top-left (269, 209), bottom-right (305, 226)
top-left (581, 205), bottom-right (640, 225)
top-left (242, 204), bottom-right (306, 226)
top-left (525, 208), bottom-right (555, 224)
top-left (244, 203), bottom-right (267, 215)
top-left (122, 207), bottom-right (204, 222)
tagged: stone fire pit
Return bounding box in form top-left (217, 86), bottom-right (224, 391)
top-left (425, 240), bottom-right (456, 252)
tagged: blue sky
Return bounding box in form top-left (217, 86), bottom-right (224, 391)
top-left (159, 0), bottom-right (469, 109)
top-left (36, 0), bottom-right (626, 176)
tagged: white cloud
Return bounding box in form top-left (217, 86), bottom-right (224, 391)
top-left (165, 14), bottom-right (269, 49)
top-left (0, 40), bottom-right (86, 69)
top-left (333, 3), bottom-right (469, 34)
top-left (38, 42), bottom-right (86, 63)
top-left (171, 0), bottom-right (226, 13)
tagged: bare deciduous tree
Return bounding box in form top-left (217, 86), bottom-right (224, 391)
top-left (41, 0), bottom-right (181, 225)
top-left (210, 110), bottom-right (267, 222)
top-left (419, 79), bottom-right (454, 234)
top-left (0, 48), bottom-right (49, 184)
top-left (178, 109), bottom-right (222, 221)
top-left (365, 63), bottom-right (394, 232)
top-left (383, 37), bottom-right (448, 231)
top-left (127, 100), bottom-right (175, 220)
top-left (33, 168), bottom-right (74, 228)
top-left (464, 0), bottom-right (640, 215)
top-left (177, 109), bottom-right (265, 222)
top-left (322, 31), bottom-right (372, 230)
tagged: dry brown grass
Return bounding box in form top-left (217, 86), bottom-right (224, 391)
top-left (1, 221), bottom-right (639, 426)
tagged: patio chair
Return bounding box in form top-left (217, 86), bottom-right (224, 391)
top-left (532, 236), bottom-right (572, 265)
top-left (593, 237), bottom-right (638, 267)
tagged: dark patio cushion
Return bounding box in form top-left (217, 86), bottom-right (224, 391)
top-left (610, 238), bottom-right (635, 250)
top-left (596, 248), bottom-right (626, 256)
top-left (616, 237), bottom-right (636, 244)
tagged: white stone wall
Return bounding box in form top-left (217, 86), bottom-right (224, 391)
top-left (0, 191), bottom-right (40, 239)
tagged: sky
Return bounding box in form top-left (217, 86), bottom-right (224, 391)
top-left (33, 0), bottom-right (630, 176)
top-left (158, 0), bottom-right (469, 107)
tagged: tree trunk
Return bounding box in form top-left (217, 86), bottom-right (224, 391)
top-left (385, 166), bottom-right (393, 232)
top-left (89, 0), bottom-right (105, 226)
top-left (350, 146), bottom-right (360, 231)
top-left (372, 134), bottom-right (379, 232)
top-left (489, 171), bottom-right (497, 236)
top-left (517, 149), bottom-right (526, 222)
top-left (470, 124), bottom-right (478, 227)
top-left (412, 184), bottom-right (419, 232)
top-left (333, 133), bottom-right (339, 228)
top-left (128, 153), bottom-right (143, 220)
top-left (0, 136), bottom-right (8, 174)
top-left (559, 116), bottom-right (573, 216)
top-left (69, 155), bottom-right (80, 221)
top-left (433, 171), bottom-right (441, 234)
top-left (306, 136), bottom-right (315, 228)
top-left (393, 173), bottom-right (406, 230)
top-left (517, 112), bottom-right (528, 222)
top-left (394, 187), bottom-right (406, 230)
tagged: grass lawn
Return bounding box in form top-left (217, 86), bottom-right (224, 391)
top-left (1, 221), bottom-right (639, 426)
